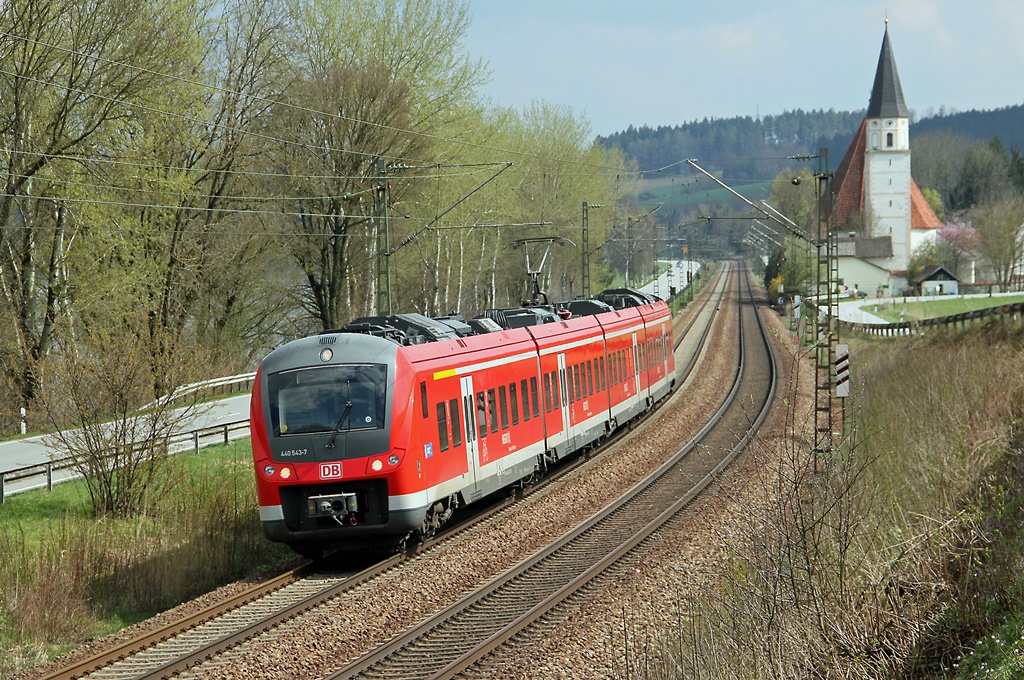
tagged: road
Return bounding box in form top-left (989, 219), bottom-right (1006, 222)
top-left (638, 259), bottom-right (700, 299)
top-left (0, 394), bottom-right (252, 498)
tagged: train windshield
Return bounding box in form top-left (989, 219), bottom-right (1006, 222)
top-left (268, 364), bottom-right (387, 437)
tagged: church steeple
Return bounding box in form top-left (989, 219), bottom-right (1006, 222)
top-left (866, 24), bottom-right (908, 118)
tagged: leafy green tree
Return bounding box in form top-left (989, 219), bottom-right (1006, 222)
top-left (920, 186), bottom-right (944, 219)
top-left (0, 0), bottom-right (204, 408)
top-left (949, 137), bottom-right (1014, 210)
top-left (767, 167), bottom-right (816, 236)
top-left (271, 0), bottom-right (486, 330)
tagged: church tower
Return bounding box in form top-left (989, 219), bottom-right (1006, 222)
top-left (832, 22), bottom-right (940, 296)
top-left (863, 22), bottom-right (912, 275)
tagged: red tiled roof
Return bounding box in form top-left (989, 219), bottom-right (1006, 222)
top-left (832, 118), bottom-right (942, 231)
top-left (833, 120), bottom-right (866, 229)
top-left (910, 181), bottom-right (943, 230)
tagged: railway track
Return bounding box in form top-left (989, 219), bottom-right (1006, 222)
top-left (38, 264), bottom-right (734, 680)
top-left (324, 262), bottom-right (773, 679)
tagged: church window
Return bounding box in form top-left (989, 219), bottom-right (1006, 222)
top-left (886, 132), bottom-right (894, 147)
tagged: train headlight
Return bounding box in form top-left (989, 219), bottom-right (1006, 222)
top-left (279, 467), bottom-right (292, 479)
top-left (371, 459), bottom-right (384, 472)
top-left (319, 347), bottom-right (333, 362)
top-left (388, 454), bottom-right (400, 466)
top-left (264, 464), bottom-right (275, 476)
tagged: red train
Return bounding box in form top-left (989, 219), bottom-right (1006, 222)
top-left (249, 290), bottom-right (675, 557)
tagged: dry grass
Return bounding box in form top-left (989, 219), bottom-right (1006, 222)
top-left (640, 321), bottom-right (1024, 679)
top-left (0, 443), bottom-right (288, 679)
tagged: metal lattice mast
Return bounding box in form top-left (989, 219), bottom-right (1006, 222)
top-left (374, 159), bottom-right (392, 315)
top-left (581, 202), bottom-right (591, 298)
top-left (813, 148), bottom-right (837, 454)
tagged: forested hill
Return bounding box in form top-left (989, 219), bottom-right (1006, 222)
top-left (599, 104), bottom-right (1024, 179)
top-left (598, 109), bottom-right (863, 180)
top-left (912, 104), bottom-right (1024, 150)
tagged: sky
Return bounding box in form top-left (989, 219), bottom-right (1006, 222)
top-left (462, 1), bottom-right (1024, 138)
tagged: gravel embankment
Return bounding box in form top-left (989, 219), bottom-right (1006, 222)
top-left (26, 271), bottom-right (816, 680)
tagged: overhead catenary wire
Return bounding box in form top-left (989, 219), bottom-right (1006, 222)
top-left (0, 29), bottom-right (636, 176)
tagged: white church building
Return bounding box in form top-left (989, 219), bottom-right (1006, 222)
top-left (832, 24), bottom-right (943, 297)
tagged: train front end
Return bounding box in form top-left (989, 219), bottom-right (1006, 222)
top-left (250, 332), bottom-right (417, 556)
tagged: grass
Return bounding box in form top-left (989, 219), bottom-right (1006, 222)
top-left (863, 293), bottom-right (1024, 322)
top-left (629, 321), bottom-right (1024, 679)
top-left (0, 438), bottom-right (291, 679)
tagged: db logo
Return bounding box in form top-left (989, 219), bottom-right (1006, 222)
top-left (319, 463), bottom-right (343, 479)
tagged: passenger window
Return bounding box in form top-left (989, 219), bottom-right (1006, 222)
top-left (521, 379), bottom-right (531, 421)
top-left (531, 376), bottom-right (540, 417)
top-left (450, 398), bottom-right (462, 447)
top-left (499, 386), bottom-right (509, 429)
top-left (567, 367), bottom-right (575, 404)
top-left (476, 391), bottom-right (487, 438)
top-left (587, 361), bottom-right (594, 396)
top-left (551, 371), bottom-right (560, 409)
top-left (487, 389), bottom-right (498, 433)
top-left (509, 383), bottom-right (519, 425)
top-left (544, 373), bottom-right (552, 413)
top-left (436, 402), bottom-right (449, 452)
top-left (421, 382), bottom-right (428, 418)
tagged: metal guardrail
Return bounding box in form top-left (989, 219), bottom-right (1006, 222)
top-left (0, 418), bottom-right (251, 502)
top-left (838, 301), bottom-right (1024, 336)
top-left (1, 369), bottom-right (258, 503)
top-left (144, 372), bottom-right (257, 409)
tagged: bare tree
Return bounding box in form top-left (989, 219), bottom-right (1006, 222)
top-left (975, 196), bottom-right (1024, 292)
top-left (36, 321), bottom-right (209, 518)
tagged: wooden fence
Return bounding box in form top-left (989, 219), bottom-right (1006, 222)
top-left (837, 301), bottom-right (1024, 337)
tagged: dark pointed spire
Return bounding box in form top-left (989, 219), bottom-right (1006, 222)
top-left (866, 23), bottom-right (908, 118)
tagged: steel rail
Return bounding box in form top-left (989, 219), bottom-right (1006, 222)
top-left (323, 263), bottom-right (774, 679)
top-left (40, 266), bottom-right (730, 680)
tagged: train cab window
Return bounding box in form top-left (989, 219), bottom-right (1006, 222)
top-left (476, 391), bottom-right (487, 438)
top-left (436, 402), bottom-right (449, 452)
top-left (521, 379), bottom-right (531, 421)
top-left (509, 383), bottom-right (519, 425)
top-left (587, 361), bottom-right (594, 396)
top-left (530, 376), bottom-right (540, 417)
top-left (487, 389), bottom-right (498, 433)
top-left (269, 363), bottom-right (387, 437)
top-left (421, 381), bottom-right (428, 419)
top-left (450, 398), bottom-right (462, 447)
top-left (499, 386), bottom-right (509, 429)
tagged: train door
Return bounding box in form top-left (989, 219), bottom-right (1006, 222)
top-left (460, 375), bottom-right (481, 490)
top-left (557, 353), bottom-right (576, 450)
top-left (632, 332), bottom-right (642, 395)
